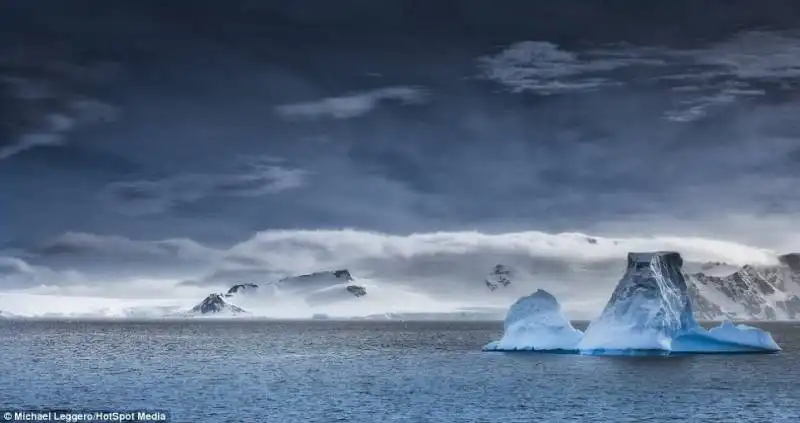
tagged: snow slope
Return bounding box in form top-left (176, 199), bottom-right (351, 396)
top-left (0, 292), bottom-right (190, 318)
top-left (221, 269), bottom-right (367, 307)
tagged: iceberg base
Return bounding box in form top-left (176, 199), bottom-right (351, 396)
top-left (574, 321), bottom-right (780, 356)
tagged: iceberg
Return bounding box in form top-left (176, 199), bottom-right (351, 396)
top-left (484, 252), bottom-right (781, 356)
top-left (577, 252), bottom-right (780, 355)
top-left (483, 289), bottom-right (583, 351)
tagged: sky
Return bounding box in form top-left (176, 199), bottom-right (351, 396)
top-left (1, 0), bottom-right (799, 313)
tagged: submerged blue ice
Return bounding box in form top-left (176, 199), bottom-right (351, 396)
top-left (483, 289), bottom-right (583, 351)
top-left (486, 252), bottom-right (780, 355)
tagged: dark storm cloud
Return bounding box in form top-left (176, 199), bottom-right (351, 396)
top-left (0, 232), bottom-right (215, 289)
top-left (32, 232), bottom-right (213, 260)
top-left (1, 0), bottom-right (799, 269)
top-left (0, 39), bottom-right (119, 159)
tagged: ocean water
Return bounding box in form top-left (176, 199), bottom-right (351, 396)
top-left (0, 320), bottom-right (798, 423)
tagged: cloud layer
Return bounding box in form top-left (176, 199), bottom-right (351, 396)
top-left (101, 157), bottom-right (309, 215)
top-left (0, 45), bottom-right (119, 159)
top-left (478, 31), bottom-right (800, 122)
top-left (1, 228), bottom-right (783, 318)
top-left (275, 86), bottom-right (428, 120)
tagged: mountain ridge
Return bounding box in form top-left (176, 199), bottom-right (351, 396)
top-left (688, 253), bottom-right (800, 320)
top-left (188, 269), bottom-right (367, 315)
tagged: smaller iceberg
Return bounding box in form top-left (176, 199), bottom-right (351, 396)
top-left (484, 289), bottom-right (583, 351)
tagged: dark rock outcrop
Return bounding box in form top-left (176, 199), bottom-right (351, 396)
top-left (333, 269), bottom-right (353, 280)
top-left (346, 285), bottom-right (367, 297)
top-left (485, 264), bottom-right (513, 291)
top-left (226, 283), bottom-right (258, 296)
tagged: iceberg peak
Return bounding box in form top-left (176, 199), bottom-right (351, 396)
top-left (577, 251), bottom-right (779, 354)
top-left (579, 251), bottom-right (697, 352)
top-left (484, 288), bottom-right (583, 351)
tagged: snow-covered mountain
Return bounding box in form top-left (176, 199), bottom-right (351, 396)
top-left (225, 269), bottom-right (367, 301)
top-left (273, 269), bottom-right (362, 295)
top-left (688, 253), bottom-right (800, 320)
top-left (189, 294), bottom-right (247, 316)
top-left (188, 269), bottom-right (368, 315)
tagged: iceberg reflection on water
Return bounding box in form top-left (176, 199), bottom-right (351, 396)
top-left (485, 251), bottom-right (781, 356)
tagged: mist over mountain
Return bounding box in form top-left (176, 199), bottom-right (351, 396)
top-left (1, 0), bottom-right (799, 319)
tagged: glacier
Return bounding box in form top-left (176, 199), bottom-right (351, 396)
top-left (483, 289), bottom-right (583, 351)
top-left (487, 252), bottom-right (781, 355)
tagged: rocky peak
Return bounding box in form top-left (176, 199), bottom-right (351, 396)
top-left (333, 269), bottom-right (353, 280)
top-left (190, 294), bottom-right (246, 315)
top-left (686, 252), bottom-right (800, 320)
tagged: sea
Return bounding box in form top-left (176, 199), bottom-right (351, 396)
top-left (0, 320), bottom-right (798, 423)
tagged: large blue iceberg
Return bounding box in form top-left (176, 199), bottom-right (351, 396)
top-left (483, 289), bottom-right (583, 351)
top-left (486, 251), bottom-right (780, 355)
